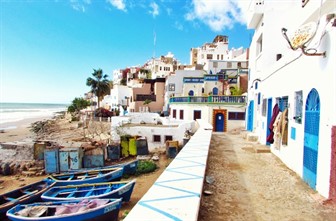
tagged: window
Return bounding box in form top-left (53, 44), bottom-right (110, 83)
top-left (165, 135), bottom-right (173, 142)
top-left (173, 109), bottom-right (176, 118)
top-left (213, 61), bottom-right (218, 68)
top-left (207, 54), bottom-right (213, 59)
top-left (262, 98), bottom-right (267, 116)
top-left (221, 54), bottom-right (223, 60)
top-left (294, 91), bottom-right (303, 124)
top-left (168, 83), bottom-right (175, 91)
top-left (180, 110), bottom-right (184, 120)
top-left (258, 93), bottom-right (261, 104)
top-left (217, 55), bottom-right (219, 60)
top-left (227, 62), bottom-right (232, 68)
top-left (228, 112), bottom-right (245, 120)
top-left (193, 110), bottom-right (201, 120)
top-left (153, 135), bottom-right (161, 142)
top-left (276, 96), bottom-right (289, 111)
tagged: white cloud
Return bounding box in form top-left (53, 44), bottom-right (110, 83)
top-left (185, 0), bottom-right (249, 32)
top-left (174, 21), bottom-right (183, 31)
top-left (107, 0), bottom-right (127, 11)
top-left (149, 2), bottom-right (159, 18)
top-left (70, 0), bottom-right (91, 12)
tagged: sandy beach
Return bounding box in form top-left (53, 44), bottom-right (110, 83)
top-left (0, 116), bottom-right (52, 143)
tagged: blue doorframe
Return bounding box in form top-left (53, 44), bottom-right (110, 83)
top-left (303, 88), bottom-right (320, 190)
top-left (266, 98), bottom-right (273, 145)
top-left (215, 113), bottom-right (224, 132)
top-left (247, 100), bottom-right (254, 131)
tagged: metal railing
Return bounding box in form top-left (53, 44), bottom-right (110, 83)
top-left (169, 95), bottom-right (246, 104)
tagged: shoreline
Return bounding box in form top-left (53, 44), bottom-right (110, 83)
top-left (0, 116), bottom-right (55, 143)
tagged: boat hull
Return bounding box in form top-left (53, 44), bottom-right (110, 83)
top-left (0, 179), bottom-right (55, 218)
top-left (41, 180), bottom-right (136, 202)
top-left (48, 167), bottom-right (123, 186)
top-left (6, 198), bottom-right (121, 221)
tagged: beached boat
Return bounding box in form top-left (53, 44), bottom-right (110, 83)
top-left (41, 179), bottom-right (136, 202)
top-left (6, 198), bottom-right (122, 221)
top-left (67, 159), bottom-right (139, 176)
top-left (108, 159), bottom-right (138, 175)
top-left (0, 179), bottom-right (55, 218)
top-left (47, 167), bottom-right (123, 186)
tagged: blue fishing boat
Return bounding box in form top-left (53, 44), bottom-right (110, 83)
top-left (6, 198), bottom-right (122, 221)
top-left (41, 179), bottom-right (136, 202)
top-left (0, 179), bottom-right (55, 218)
top-left (67, 159), bottom-right (139, 176)
top-left (47, 167), bottom-right (123, 186)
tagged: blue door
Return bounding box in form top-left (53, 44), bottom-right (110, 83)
top-left (247, 101), bottom-right (254, 131)
top-left (303, 88), bottom-right (320, 189)
top-left (212, 87), bottom-right (218, 95)
top-left (215, 113), bottom-right (224, 132)
top-left (44, 149), bottom-right (59, 174)
top-left (266, 98), bottom-right (273, 145)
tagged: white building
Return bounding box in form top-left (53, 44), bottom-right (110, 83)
top-left (143, 52), bottom-right (178, 79)
top-left (190, 35), bottom-right (248, 70)
top-left (164, 70), bottom-right (205, 111)
top-left (246, 0), bottom-right (336, 200)
top-left (101, 85), bottom-right (132, 112)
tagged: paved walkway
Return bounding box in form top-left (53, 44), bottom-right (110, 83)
top-left (199, 132), bottom-right (336, 221)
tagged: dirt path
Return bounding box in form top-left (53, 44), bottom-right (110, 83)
top-left (199, 132), bottom-right (336, 221)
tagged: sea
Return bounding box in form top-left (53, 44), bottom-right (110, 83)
top-left (0, 102), bottom-right (68, 130)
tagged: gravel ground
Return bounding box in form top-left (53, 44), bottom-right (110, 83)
top-left (199, 131), bottom-right (336, 221)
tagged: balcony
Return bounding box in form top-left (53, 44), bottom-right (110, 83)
top-left (247, 0), bottom-right (264, 29)
top-left (169, 95), bottom-right (246, 105)
top-left (136, 94), bottom-right (156, 102)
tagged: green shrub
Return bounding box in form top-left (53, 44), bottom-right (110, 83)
top-left (136, 160), bottom-right (157, 175)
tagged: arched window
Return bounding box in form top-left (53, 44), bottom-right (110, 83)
top-left (188, 90), bottom-right (194, 96)
top-left (212, 87), bottom-right (218, 95)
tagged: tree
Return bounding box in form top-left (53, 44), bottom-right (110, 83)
top-left (86, 69), bottom-right (110, 108)
top-left (230, 86), bottom-right (243, 95)
top-left (68, 97), bottom-right (91, 120)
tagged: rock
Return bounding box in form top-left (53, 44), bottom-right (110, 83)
top-left (137, 155), bottom-right (151, 160)
top-left (1, 163), bottom-right (11, 175)
top-left (151, 155), bottom-right (160, 161)
top-left (203, 190), bottom-right (213, 195)
top-left (206, 176), bottom-right (215, 184)
top-left (22, 171), bottom-right (36, 176)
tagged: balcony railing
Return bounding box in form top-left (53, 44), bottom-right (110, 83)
top-left (169, 95), bottom-right (246, 104)
top-left (136, 94), bottom-right (156, 102)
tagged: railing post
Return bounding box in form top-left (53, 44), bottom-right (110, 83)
top-left (208, 95), bottom-right (212, 102)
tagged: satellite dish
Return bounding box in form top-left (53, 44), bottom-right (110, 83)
top-left (290, 22), bottom-right (317, 50)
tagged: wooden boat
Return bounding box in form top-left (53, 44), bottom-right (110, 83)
top-left (47, 167), bottom-right (123, 186)
top-left (106, 159), bottom-right (138, 175)
top-left (0, 179), bottom-right (55, 218)
top-left (41, 179), bottom-right (136, 202)
top-left (6, 198), bottom-right (122, 221)
top-left (67, 159), bottom-right (139, 176)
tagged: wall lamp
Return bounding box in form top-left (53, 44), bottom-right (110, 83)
top-left (281, 25), bottom-right (326, 57)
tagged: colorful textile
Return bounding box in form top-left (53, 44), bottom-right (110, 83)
top-left (266, 103), bottom-right (280, 143)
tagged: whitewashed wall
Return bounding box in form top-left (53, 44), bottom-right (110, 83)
top-left (247, 0), bottom-right (336, 198)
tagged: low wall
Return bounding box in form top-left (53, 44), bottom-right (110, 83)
top-left (124, 120), bottom-right (213, 221)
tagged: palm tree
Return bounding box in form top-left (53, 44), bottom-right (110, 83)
top-left (86, 68), bottom-right (110, 108)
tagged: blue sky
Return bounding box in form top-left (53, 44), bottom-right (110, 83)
top-left (1, 0), bottom-right (254, 104)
